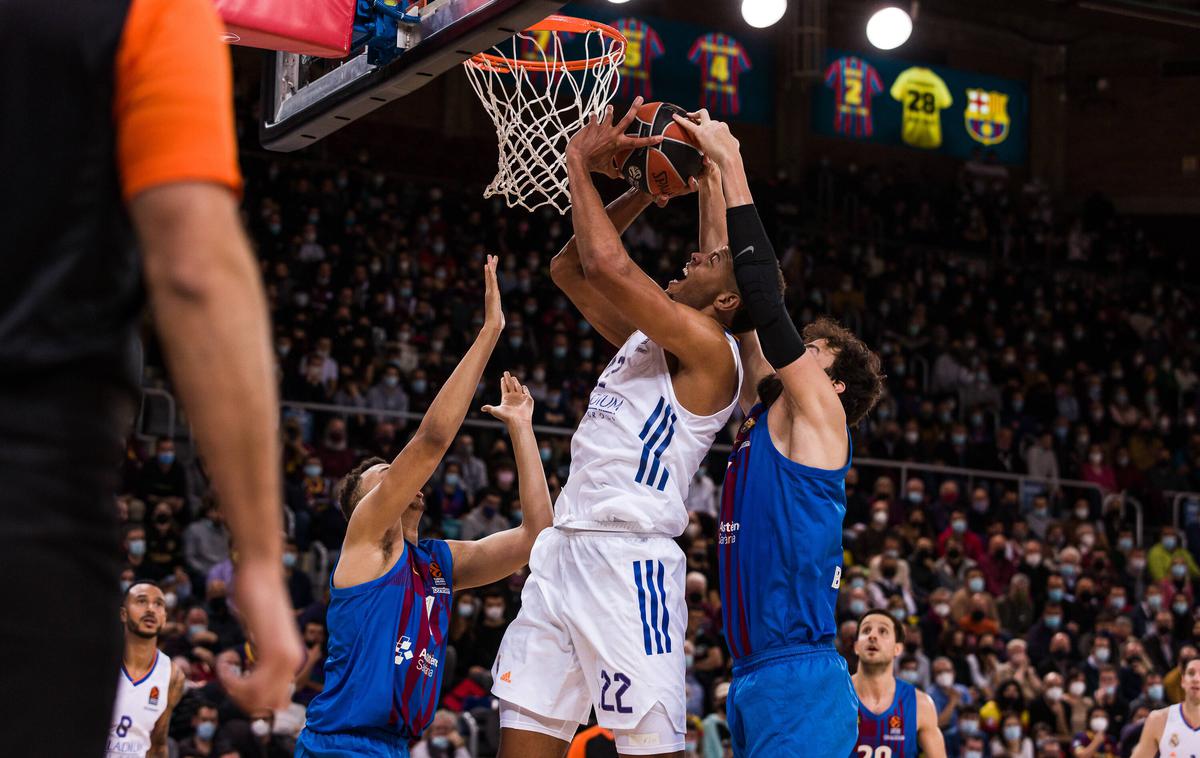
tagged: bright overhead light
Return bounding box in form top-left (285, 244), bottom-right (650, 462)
top-left (866, 6), bottom-right (913, 50)
top-left (606, 0), bottom-right (632, 4)
top-left (742, 0), bottom-right (787, 29)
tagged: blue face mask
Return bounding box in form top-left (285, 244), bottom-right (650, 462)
top-left (158, 452), bottom-right (175, 466)
top-left (411, 380), bottom-right (428, 394)
top-left (1175, 602), bottom-right (1190, 616)
top-left (968, 578), bottom-right (985, 593)
top-left (188, 624), bottom-right (207, 638)
top-left (444, 473), bottom-right (461, 489)
top-left (282, 553), bottom-right (297, 569)
top-left (1163, 536), bottom-right (1179, 551)
top-left (128, 539), bottom-right (146, 557)
top-left (907, 491), bottom-right (924, 504)
top-left (1047, 588), bottom-right (1064, 603)
top-left (1149, 684), bottom-right (1165, 701)
top-left (1060, 564), bottom-right (1077, 578)
top-left (1003, 725), bottom-right (1022, 742)
top-left (1045, 615), bottom-right (1062, 630)
top-left (196, 722), bottom-right (217, 741)
top-left (1173, 564), bottom-right (1188, 579)
top-left (304, 464), bottom-right (322, 478)
top-left (952, 520), bottom-right (967, 534)
top-left (1118, 538), bottom-right (1133, 552)
top-left (850, 600), bottom-right (867, 615)
top-left (430, 736), bottom-right (450, 750)
top-left (540, 447), bottom-right (552, 462)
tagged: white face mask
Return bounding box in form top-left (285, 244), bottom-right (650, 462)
top-left (1090, 717), bottom-right (1109, 733)
top-left (1025, 553), bottom-right (1042, 566)
top-left (250, 719), bottom-right (271, 738)
top-left (484, 606), bottom-right (504, 622)
top-left (1069, 681), bottom-right (1087, 697)
top-left (936, 672), bottom-right (955, 689)
top-left (1046, 686), bottom-right (1063, 701)
top-left (934, 603), bottom-right (951, 618)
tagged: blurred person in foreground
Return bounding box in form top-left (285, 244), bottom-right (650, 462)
top-left (0, 0), bottom-right (299, 749)
top-left (297, 259), bottom-right (554, 758)
top-left (1131, 653), bottom-right (1200, 758)
top-left (676, 108), bottom-right (884, 757)
top-left (852, 609), bottom-right (946, 757)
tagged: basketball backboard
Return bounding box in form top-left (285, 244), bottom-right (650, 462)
top-left (260, 0), bottom-right (565, 151)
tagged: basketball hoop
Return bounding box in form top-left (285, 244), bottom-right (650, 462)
top-left (463, 15), bottom-right (626, 214)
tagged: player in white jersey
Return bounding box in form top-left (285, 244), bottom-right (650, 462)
top-left (107, 582), bottom-right (184, 758)
top-left (1132, 653), bottom-right (1200, 758)
top-left (492, 98), bottom-right (753, 758)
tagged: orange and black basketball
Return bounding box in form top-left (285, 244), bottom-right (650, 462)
top-left (614, 102), bottom-right (703, 198)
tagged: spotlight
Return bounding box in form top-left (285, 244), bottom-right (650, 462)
top-left (866, 6), bottom-right (913, 50)
top-left (742, 0), bottom-right (787, 29)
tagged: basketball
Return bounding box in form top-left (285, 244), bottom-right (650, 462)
top-left (614, 102), bottom-right (704, 198)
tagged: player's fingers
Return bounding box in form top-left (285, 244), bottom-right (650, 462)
top-left (694, 108), bottom-right (711, 123)
top-left (601, 104), bottom-right (614, 127)
top-left (615, 96), bottom-right (643, 131)
top-left (522, 384), bottom-right (531, 396)
top-left (672, 114), bottom-right (699, 135)
top-left (481, 405), bottom-right (495, 416)
top-left (689, 177), bottom-right (700, 191)
top-left (621, 134), bottom-right (663, 149)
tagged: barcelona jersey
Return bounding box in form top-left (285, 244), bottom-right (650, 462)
top-left (853, 679), bottom-right (919, 758)
top-left (687, 33), bottom-right (752, 116)
top-left (824, 56), bottom-right (884, 137)
top-left (719, 402), bottom-right (849, 660)
top-left (614, 18), bottom-right (664, 100)
top-left (889, 66), bottom-right (953, 149)
top-left (302, 538), bottom-right (454, 743)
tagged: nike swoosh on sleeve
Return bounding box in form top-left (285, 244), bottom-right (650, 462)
top-left (735, 245), bottom-right (755, 258)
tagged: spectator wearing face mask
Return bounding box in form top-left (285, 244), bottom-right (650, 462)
top-left (459, 489), bottom-right (509, 541)
top-left (460, 590), bottom-right (509, 672)
top-left (138, 437), bottom-right (188, 506)
top-left (1028, 671), bottom-right (1073, 745)
top-left (1149, 527), bottom-right (1199, 582)
top-left (1143, 610), bottom-right (1176, 672)
top-left (315, 419), bottom-right (355, 479)
top-left (282, 540), bottom-right (312, 612)
top-left (443, 435), bottom-right (488, 497)
top-left (1160, 555), bottom-right (1196, 608)
top-left (1070, 706), bottom-right (1117, 758)
top-left (1062, 671), bottom-right (1096, 735)
top-left (178, 700), bottom-right (221, 757)
top-left (931, 657), bottom-right (972, 751)
top-left (410, 710), bottom-right (470, 758)
top-left (366, 364), bottom-right (410, 414)
top-left (855, 500), bottom-right (893, 563)
top-left (1025, 602), bottom-right (1066, 663)
top-left (989, 712), bottom-right (1033, 758)
top-left (939, 509), bottom-right (985, 563)
top-left (960, 733), bottom-right (986, 758)
top-left (428, 463), bottom-right (471, 524)
top-left (1129, 671), bottom-right (1168, 713)
top-left (144, 502), bottom-right (183, 581)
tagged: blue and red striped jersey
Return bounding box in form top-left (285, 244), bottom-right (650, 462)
top-left (854, 679), bottom-right (920, 757)
top-left (687, 33), bottom-right (752, 115)
top-left (615, 18), bottom-right (664, 100)
top-left (719, 402), bottom-right (848, 661)
top-left (824, 56), bottom-right (884, 137)
top-left (303, 538), bottom-right (454, 741)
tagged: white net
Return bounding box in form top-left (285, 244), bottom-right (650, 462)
top-left (463, 20), bottom-right (625, 214)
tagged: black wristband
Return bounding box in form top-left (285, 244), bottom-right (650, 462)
top-left (727, 204), bottom-right (806, 368)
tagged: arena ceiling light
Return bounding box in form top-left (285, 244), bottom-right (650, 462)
top-left (742, 0), bottom-right (787, 29)
top-left (866, 6), bottom-right (914, 50)
top-left (605, 0), bottom-right (632, 4)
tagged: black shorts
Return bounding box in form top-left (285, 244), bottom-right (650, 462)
top-left (0, 370), bottom-right (135, 754)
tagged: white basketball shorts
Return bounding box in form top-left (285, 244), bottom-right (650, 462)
top-left (492, 527), bottom-right (686, 743)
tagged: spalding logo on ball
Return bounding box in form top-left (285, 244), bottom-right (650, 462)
top-left (613, 102), bottom-right (704, 198)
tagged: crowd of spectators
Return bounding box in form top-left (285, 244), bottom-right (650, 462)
top-left (115, 133), bottom-right (1200, 757)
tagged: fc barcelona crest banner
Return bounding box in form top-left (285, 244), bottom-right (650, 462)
top-left (812, 48), bottom-right (1028, 164)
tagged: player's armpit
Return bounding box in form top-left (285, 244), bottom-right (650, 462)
top-left (775, 351), bottom-right (847, 430)
top-left (447, 527), bottom-right (540, 590)
top-left (916, 692), bottom-right (948, 758)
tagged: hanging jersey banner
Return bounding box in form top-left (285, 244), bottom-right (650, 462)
top-left (812, 48), bottom-right (1029, 163)
top-left (565, 3), bottom-right (774, 124)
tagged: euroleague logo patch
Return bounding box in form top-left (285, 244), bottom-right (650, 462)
top-left (148, 686), bottom-right (160, 707)
top-left (627, 166), bottom-right (643, 181)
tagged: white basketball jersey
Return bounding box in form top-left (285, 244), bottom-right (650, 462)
top-left (555, 329), bottom-right (742, 537)
top-left (1160, 703), bottom-right (1200, 756)
top-left (107, 650), bottom-right (171, 758)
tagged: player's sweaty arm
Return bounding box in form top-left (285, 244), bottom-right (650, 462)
top-left (347, 257), bottom-right (504, 544)
top-left (675, 111), bottom-right (844, 430)
top-left (449, 372), bottom-right (553, 589)
top-left (565, 108), bottom-right (735, 413)
top-left (916, 692), bottom-right (948, 758)
top-left (550, 186), bottom-right (649, 348)
top-left (132, 183), bottom-right (301, 710)
top-left (1129, 708), bottom-right (1165, 758)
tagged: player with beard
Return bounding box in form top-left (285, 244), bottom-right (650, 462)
top-left (852, 610), bottom-right (945, 758)
top-left (107, 582), bottom-right (185, 758)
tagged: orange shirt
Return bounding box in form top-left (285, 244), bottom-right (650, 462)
top-left (113, 0), bottom-right (242, 200)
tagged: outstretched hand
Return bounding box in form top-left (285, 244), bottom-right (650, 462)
top-left (672, 109), bottom-right (741, 169)
top-left (482, 254), bottom-right (504, 333)
top-left (481, 371), bottom-right (534, 427)
top-left (566, 96), bottom-right (663, 179)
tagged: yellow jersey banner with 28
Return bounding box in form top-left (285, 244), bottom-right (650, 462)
top-left (813, 48), bottom-right (1028, 163)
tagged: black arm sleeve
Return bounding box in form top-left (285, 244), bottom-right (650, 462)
top-left (726, 203), bottom-right (805, 369)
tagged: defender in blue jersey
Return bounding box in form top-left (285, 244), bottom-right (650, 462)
top-left (297, 259), bottom-right (554, 758)
top-left (675, 111), bottom-right (886, 757)
top-left (852, 610), bottom-right (946, 758)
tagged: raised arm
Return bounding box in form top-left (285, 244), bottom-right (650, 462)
top-left (550, 186), bottom-right (649, 348)
top-left (449, 372), bottom-right (553, 589)
top-left (564, 107), bottom-right (736, 387)
top-left (345, 257), bottom-right (503, 544)
top-left (697, 159), bottom-right (727, 256)
top-left (674, 112), bottom-right (844, 431)
top-left (916, 692), bottom-right (948, 758)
